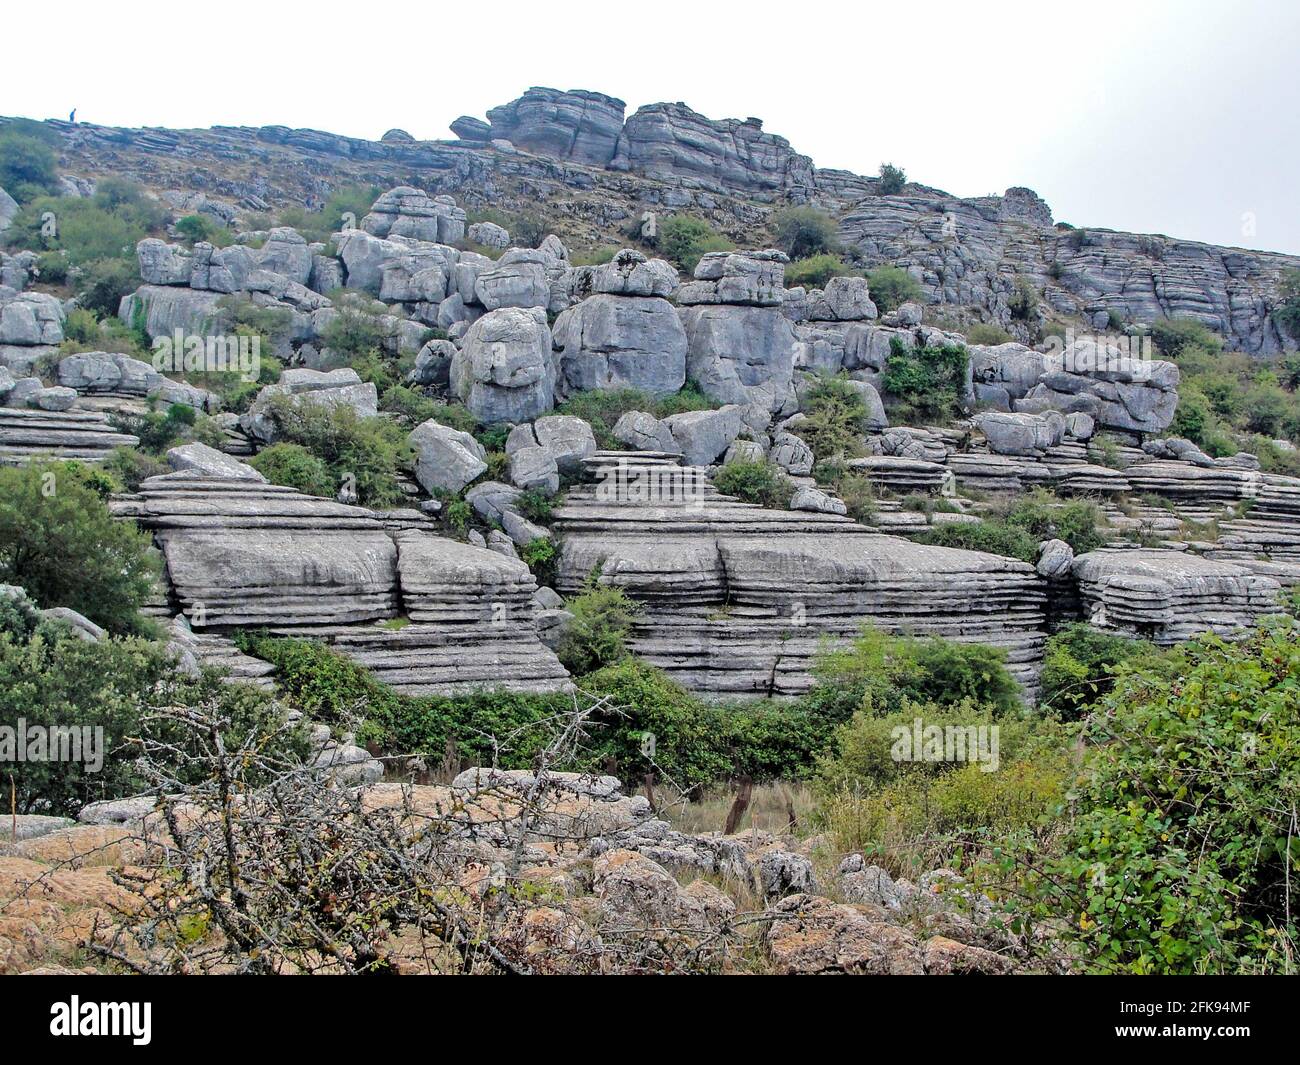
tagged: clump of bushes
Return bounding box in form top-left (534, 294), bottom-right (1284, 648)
top-left (785, 254), bottom-right (853, 289)
top-left (175, 213), bottom-right (231, 247)
top-left (865, 266), bottom-right (923, 313)
top-left (1039, 623), bottom-right (1163, 718)
top-left (0, 120), bottom-right (61, 202)
top-left (556, 584), bottom-right (640, 676)
top-left (261, 397), bottom-right (412, 507)
top-left (713, 460), bottom-right (794, 508)
top-left (654, 215), bottom-right (733, 274)
top-left (772, 206), bottom-right (840, 260)
top-left (1042, 620), bottom-right (1300, 973)
top-left (964, 322), bottom-right (1012, 345)
top-left (249, 443), bottom-right (336, 498)
top-left (917, 490), bottom-right (1107, 562)
top-left (277, 185), bottom-right (380, 244)
top-left (792, 374), bottom-right (872, 462)
top-left (881, 336), bottom-right (969, 423)
top-left (877, 163), bottom-right (907, 195)
top-left (0, 461), bottom-right (158, 635)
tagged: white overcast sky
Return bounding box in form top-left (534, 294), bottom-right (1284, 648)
top-left (6, 0), bottom-right (1298, 254)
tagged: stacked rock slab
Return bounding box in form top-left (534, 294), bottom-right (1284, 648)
top-left (554, 452), bottom-right (1046, 696)
top-left (679, 251), bottom-right (797, 417)
top-left (0, 406), bottom-right (139, 464)
top-left (1072, 549), bottom-right (1280, 645)
top-left (111, 444), bottom-right (569, 696)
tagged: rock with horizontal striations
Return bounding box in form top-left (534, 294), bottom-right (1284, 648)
top-left (0, 406), bottom-right (139, 464)
top-left (361, 186), bottom-right (465, 245)
top-left (410, 419), bottom-right (488, 494)
top-left (451, 307), bottom-right (556, 423)
top-left (485, 87), bottom-right (626, 166)
top-left (137, 237), bottom-right (193, 285)
top-left (1073, 549), bottom-right (1280, 645)
top-left (975, 410), bottom-right (1064, 457)
top-left (612, 102), bottom-right (814, 198)
top-left (473, 250), bottom-right (551, 311)
top-left (167, 442), bottom-right (265, 481)
top-left (450, 115), bottom-right (491, 141)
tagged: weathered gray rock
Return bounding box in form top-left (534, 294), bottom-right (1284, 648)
top-left (683, 304), bottom-right (796, 414)
top-left (168, 442), bottom-right (265, 481)
top-left (662, 405), bottom-right (744, 465)
top-left (362, 186), bottom-right (465, 245)
top-left (467, 220), bottom-right (510, 249)
top-left (451, 307), bottom-right (556, 424)
top-left (484, 87), bottom-right (626, 166)
top-left (975, 410), bottom-right (1064, 456)
top-left (613, 410), bottom-right (679, 454)
top-left (1035, 539), bottom-right (1074, 580)
top-left (554, 292), bottom-right (687, 397)
top-left (410, 419), bottom-right (488, 494)
top-left (410, 338), bottom-right (456, 387)
top-left (509, 445), bottom-right (560, 494)
top-left (473, 250), bottom-right (552, 311)
top-left (241, 369), bottom-right (378, 443)
top-left (0, 291), bottom-right (64, 353)
top-left (533, 414), bottom-right (597, 474)
top-left (589, 249), bottom-right (678, 298)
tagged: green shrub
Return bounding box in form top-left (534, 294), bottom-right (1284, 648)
top-left (7, 180), bottom-right (163, 265)
top-left (713, 460), bottom-right (794, 508)
top-left (809, 627), bottom-right (1022, 719)
top-left (103, 447), bottom-right (168, 491)
top-left (557, 584), bottom-right (640, 675)
top-left (319, 291), bottom-right (388, 358)
top-left (249, 443), bottom-right (336, 498)
top-left (772, 206), bottom-right (839, 260)
top-left (277, 185), bottom-right (380, 243)
top-left (1007, 275), bottom-right (1040, 321)
top-left (262, 396), bottom-right (411, 507)
top-left (1274, 269), bottom-right (1300, 341)
top-left (520, 537), bottom-right (557, 585)
top-left (0, 121), bottom-right (60, 202)
top-left (1003, 490), bottom-right (1108, 555)
top-left (878, 163), bottom-right (907, 195)
top-left (1039, 623), bottom-right (1160, 718)
top-left (866, 266), bottom-right (923, 313)
top-left (656, 215), bottom-right (733, 274)
top-left (882, 337), bottom-right (968, 423)
top-left (1151, 316), bottom-right (1223, 360)
top-left (1044, 620), bottom-right (1300, 973)
top-left (76, 257), bottom-right (142, 318)
top-left (0, 618), bottom-right (301, 818)
top-left (108, 403), bottom-right (198, 454)
top-left (792, 374), bottom-right (871, 462)
top-left (965, 322), bottom-right (1013, 345)
top-left (785, 254), bottom-right (852, 289)
top-left (0, 461), bottom-right (158, 635)
top-left (175, 213), bottom-right (231, 247)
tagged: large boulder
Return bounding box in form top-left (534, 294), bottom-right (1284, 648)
top-left (553, 293), bottom-right (687, 397)
top-left (589, 249), bottom-right (679, 298)
top-left (451, 307), bottom-right (557, 424)
top-left (532, 415), bottom-right (597, 474)
top-left (473, 250), bottom-right (552, 311)
top-left (682, 304), bottom-right (797, 414)
top-left (409, 419), bottom-right (488, 494)
top-left (974, 410), bottom-right (1065, 456)
top-left (484, 88), bottom-right (626, 167)
top-left (662, 405), bottom-right (744, 465)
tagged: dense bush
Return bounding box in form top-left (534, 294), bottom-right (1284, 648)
top-left (0, 120), bottom-right (60, 202)
top-left (556, 584), bottom-right (640, 675)
top-left (965, 322), bottom-right (1013, 345)
top-left (319, 290), bottom-right (389, 359)
top-left (1039, 622), bottom-right (1163, 718)
top-left (917, 490), bottom-right (1107, 561)
top-left (791, 374), bottom-right (871, 461)
top-left (249, 443), bottom-right (336, 498)
top-left (806, 626), bottom-right (1022, 720)
top-left (0, 611), bottom-right (301, 818)
top-left (772, 206), bottom-right (839, 260)
top-left (712, 460), bottom-right (794, 508)
top-left (1007, 275), bottom-right (1040, 321)
top-left (1274, 269), bottom-right (1300, 341)
top-left (785, 254), bottom-right (852, 289)
top-left (6, 178), bottom-right (164, 265)
top-left (175, 213), bottom-right (231, 247)
top-left (916, 519), bottom-right (1040, 562)
top-left (262, 396), bottom-right (411, 507)
top-left (865, 265), bottom-right (923, 313)
top-left (1044, 620), bottom-right (1300, 973)
top-left (881, 337), bottom-right (969, 423)
top-left (655, 215), bottom-right (733, 274)
top-left (0, 462), bottom-right (157, 635)
top-left (878, 163), bottom-right (907, 195)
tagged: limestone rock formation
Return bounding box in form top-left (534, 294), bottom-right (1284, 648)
top-left (481, 88), bottom-right (626, 166)
top-left (451, 307), bottom-right (557, 423)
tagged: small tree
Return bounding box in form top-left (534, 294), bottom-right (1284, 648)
top-left (866, 265), bottom-right (923, 313)
top-left (0, 461), bottom-right (157, 635)
top-left (878, 163), bottom-right (907, 195)
top-left (1273, 268), bottom-right (1300, 342)
top-left (772, 206), bottom-right (839, 260)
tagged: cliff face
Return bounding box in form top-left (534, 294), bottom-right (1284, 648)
top-left (6, 85), bottom-right (1297, 353)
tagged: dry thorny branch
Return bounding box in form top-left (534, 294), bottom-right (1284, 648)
top-left (78, 690), bottom-right (755, 975)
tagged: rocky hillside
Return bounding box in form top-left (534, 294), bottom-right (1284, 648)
top-left (6, 85), bottom-right (1298, 353)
